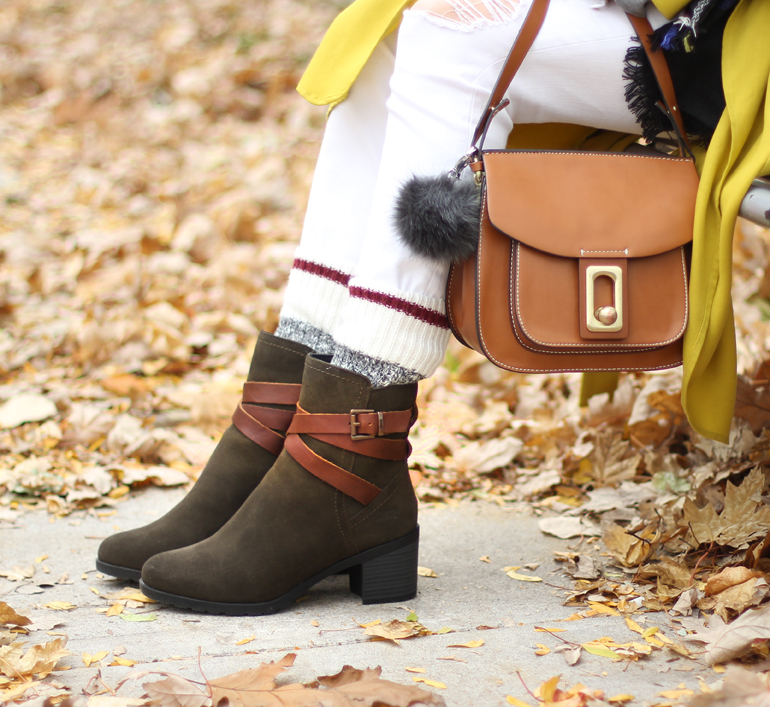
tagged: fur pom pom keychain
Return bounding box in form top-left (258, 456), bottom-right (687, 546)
top-left (393, 148), bottom-right (483, 264)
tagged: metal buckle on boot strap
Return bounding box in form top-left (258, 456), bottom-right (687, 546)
top-left (350, 409), bottom-right (384, 440)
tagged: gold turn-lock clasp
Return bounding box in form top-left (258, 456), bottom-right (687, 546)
top-left (585, 265), bottom-right (623, 333)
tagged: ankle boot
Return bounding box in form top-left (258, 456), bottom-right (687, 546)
top-left (139, 355), bottom-right (419, 615)
top-left (96, 331), bottom-right (311, 580)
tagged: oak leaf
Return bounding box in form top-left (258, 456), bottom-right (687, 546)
top-left (681, 467), bottom-right (770, 549)
top-left (589, 431), bottom-right (640, 486)
top-left (0, 637), bottom-right (70, 678)
top-left (603, 523), bottom-right (657, 567)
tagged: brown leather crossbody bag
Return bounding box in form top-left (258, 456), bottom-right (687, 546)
top-left (445, 0), bottom-right (700, 374)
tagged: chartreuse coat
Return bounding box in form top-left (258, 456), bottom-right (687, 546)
top-left (297, 0), bottom-right (770, 443)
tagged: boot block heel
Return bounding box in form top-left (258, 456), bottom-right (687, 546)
top-left (349, 527), bottom-right (419, 604)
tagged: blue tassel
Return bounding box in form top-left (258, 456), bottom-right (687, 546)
top-left (658, 24), bottom-right (681, 50)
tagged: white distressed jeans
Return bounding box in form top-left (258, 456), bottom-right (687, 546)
top-left (278, 0), bottom-right (666, 384)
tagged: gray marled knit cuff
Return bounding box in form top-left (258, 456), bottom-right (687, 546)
top-left (275, 318), bottom-right (336, 355)
top-left (614, 0), bottom-right (648, 17)
top-left (331, 345), bottom-right (421, 388)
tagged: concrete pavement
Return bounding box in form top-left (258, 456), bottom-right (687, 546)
top-left (2, 489), bottom-right (709, 705)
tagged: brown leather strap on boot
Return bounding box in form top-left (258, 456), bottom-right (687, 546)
top-left (284, 404), bottom-right (416, 505)
top-left (232, 381), bottom-right (302, 456)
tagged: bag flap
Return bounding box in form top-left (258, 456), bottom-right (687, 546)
top-left (513, 242), bottom-right (688, 349)
top-left (483, 150), bottom-right (698, 258)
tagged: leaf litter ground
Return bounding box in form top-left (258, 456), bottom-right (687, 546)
top-left (4, 0), bottom-right (770, 705)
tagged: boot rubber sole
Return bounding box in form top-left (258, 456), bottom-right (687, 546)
top-left (95, 559), bottom-right (142, 582)
top-left (139, 526), bottom-right (420, 616)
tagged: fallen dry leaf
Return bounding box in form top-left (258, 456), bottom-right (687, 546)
top-left (446, 639), bottom-right (484, 649)
top-left (704, 566), bottom-right (764, 596)
top-left (144, 673), bottom-right (209, 707)
top-left (83, 650), bottom-right (110, 667)
top-left (122, 653), bottom-right (447, 707)
top-left (0, 566), bottom-right (35, 582)
top-left (582, 642), bottom-right (623, 661)
top-left (0, 637), bottom-right (71, 678)
top-left (700, 577), bottom-right (769, 621)
top-left (207, 653), bottom-right (297, 707)
top-left (687, 602), bottom-right (770, 665)
top-left (681, 467), bottom-right (770, 549)
top-left (685, 665), bottom-right (770, 706)
top-left (412, 677), bottom-right (446, 690)
top-left (588, 430), bottom-right (641, 486)
top-left (504, 568), bottom-right (542, 582)
top-left (364, 619), bottom-right (433, 644)
top-left (538, 517), bottom-right (601, 539)
top-left (505, 697), bottom-right (533, 707)
top-left (734, 375), bottom-right (770, 434)
top-left (603, 522), bottom-right (657, 567)
top-left (552, 644), bottom-right (582, 665)
top-left (0, 602), bottom-right (32, 627)
top-left (0, 394), bottom-right (57, 429)
top-left (658, 688), bottom-right (694, 699)
top-left (111, 657), bottom-right (137, 667)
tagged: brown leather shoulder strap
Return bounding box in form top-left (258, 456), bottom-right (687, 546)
top-left (472, 0), bottom-right (550, 146)
top-left (473, 0), bottom-right (691, 155)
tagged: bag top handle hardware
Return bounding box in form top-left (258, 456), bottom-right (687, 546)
top-left (470, 0), bottom-right (693, 159)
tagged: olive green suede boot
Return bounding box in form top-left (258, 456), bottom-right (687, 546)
top-left (96, 331), bottom-right (311, 581)
top-left (139, 354), bottom-right (419, 615)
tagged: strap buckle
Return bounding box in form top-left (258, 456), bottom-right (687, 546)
top-left (350, 409), bottom-right (384, 440)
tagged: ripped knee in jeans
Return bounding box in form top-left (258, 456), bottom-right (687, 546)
top-left (409, 0), bottom-right (524, 30)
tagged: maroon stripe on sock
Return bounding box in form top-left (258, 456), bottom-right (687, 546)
top-left (349, 286), bottom-right (449, 329)
top-left (292, 258), bottom-right (351, 286)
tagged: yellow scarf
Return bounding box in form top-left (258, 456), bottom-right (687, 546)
top-left (297, 0), bottom-right (413, 108)
top-left (681, 0), bottom-right (770, 441)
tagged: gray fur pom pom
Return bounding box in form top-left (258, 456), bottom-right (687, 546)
top-left (393, 174), bottom-right (481, 263)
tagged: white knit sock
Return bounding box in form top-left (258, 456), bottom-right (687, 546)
top-left (276, 251), bottom-right (354, 355)
top-left (332, 284), bottom-right (450, 385)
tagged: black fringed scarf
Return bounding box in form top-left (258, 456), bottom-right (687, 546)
top-left (623, 0), bottom-right (739, 145)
